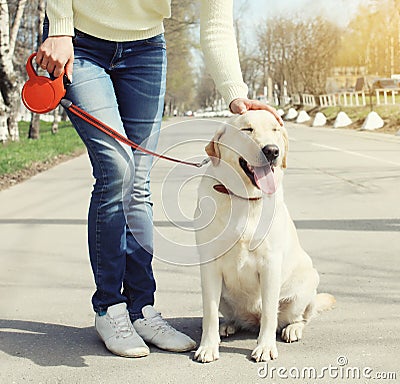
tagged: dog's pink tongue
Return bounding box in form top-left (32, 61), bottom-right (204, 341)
top-left (254, 165), bottom-right (276, 194)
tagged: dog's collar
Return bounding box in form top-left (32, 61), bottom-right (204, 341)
top-left (213, 184), bottom-right (262, 201)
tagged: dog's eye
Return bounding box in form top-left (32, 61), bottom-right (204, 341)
top-left (272, 128), bottom-right (280, 132)
top-left (241, 127), bottom-right (254, 133)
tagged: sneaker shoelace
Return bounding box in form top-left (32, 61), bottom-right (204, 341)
top-left (113, 312), bottom-right (135, 338)
top-left (147, 312), bottom-right (176, 335)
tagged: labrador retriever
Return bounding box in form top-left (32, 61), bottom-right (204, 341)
top-left (194, 110), bottom-right (335, 363)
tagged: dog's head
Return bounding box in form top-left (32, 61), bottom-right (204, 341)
top-left (205, 110), bottom-right (288, 196)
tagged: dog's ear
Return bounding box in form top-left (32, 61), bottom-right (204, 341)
top-left (205, 125), bottom-right (226, 166)
top-left (281, 125), bottom-right (288, 168)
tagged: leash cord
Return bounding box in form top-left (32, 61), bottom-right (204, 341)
top-left (60, 99), bottom-right (210, 168)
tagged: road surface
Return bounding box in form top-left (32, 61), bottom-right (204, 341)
top-left (0, 118), bottom-right (399, 383)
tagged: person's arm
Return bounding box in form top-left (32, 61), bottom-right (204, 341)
top-left (36, 1), bottom-right (74, 80)
top-left (200, 0), bottom-right (247, 106)
top-left (200, 0), bottom-right (282, 123)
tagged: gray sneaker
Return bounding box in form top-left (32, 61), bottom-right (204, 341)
top-left (133, 305), bottom-right (196, 352)
top-left (95, 302), bottom-right (149, 358)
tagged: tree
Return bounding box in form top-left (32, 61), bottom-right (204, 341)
top-left (299, 18), bottom-right (341, 94)
top-left (195, 66), bottom-right (217, 109)
top-left (0, 0), bottom-right (27, 142)
top-left (28, 0), bottom-right (45, 140)
top-left (336, 0), bottom-right (400, 77)
top-left (257, 17), bottom-right (340, 96)
top-left (235, 19), bottom-right (262, 99)
top-left (164, 0), bottom-right (198, 114)
top-left (196, 3), bottom-right (262, 110)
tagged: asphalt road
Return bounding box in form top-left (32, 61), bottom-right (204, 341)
top-left (0, 118), bottom-right (399, 384)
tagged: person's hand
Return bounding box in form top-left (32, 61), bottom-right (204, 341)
top-left (36, 36), bottom-right (74, 81)
top-left (229, 98), bottom-right (284, 126)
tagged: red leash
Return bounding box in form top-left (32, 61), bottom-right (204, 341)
top-left (60, 99), bottom-right (210, 168)
top-left (22, 53), bottom-right (209, 168)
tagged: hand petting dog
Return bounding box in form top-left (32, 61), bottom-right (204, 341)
top-left (229, 98), bottom-right (283, 126)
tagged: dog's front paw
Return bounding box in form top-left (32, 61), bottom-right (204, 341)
top-left (194, 344), bottom-right (220, 363)
top-left (251, 342), bottom-right (278, 362)
top-left (281, 322), bottom-right (304, 343)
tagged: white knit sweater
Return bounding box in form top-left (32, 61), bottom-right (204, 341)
top-left (47, 0), bottom-right (248, 104)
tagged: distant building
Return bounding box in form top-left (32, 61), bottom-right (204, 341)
top-left (326, 66), bottom-right (367, 93)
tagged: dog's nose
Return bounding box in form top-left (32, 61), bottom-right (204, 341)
top-left (262, 144), bottom-right (279, 163)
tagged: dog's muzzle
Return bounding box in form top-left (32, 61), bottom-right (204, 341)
top-left (262, 144), bottom-right (279, 165)
top-left (239, 149), bottom-right (277, 195)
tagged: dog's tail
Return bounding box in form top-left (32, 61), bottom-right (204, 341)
top-left (314, 293), bottom-right (336, 313)
top-left (302, 293), bottom-right (335, 324)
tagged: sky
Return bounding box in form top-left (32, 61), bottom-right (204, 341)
top-left (234, 0), bottom-right (366, 37)
top-left (192, 0), bottom-right (368, 73)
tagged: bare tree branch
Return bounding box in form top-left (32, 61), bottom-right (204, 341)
top-left (9, 0), bottom-right (27, 56)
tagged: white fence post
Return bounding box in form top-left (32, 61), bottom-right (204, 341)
top-left (301, 94), bottom-right (316, 107)
top-left (294, 89), bottom-right (398, 108)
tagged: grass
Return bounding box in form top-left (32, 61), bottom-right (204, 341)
top-left (0, 120), bottom-right (85, 177)
top-left (321, 104), bottom-right (400, 123)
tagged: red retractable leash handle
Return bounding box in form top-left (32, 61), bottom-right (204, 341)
top-left (21, 53), bottom-right (210, 168)
top-left (21, 53), bottom-right (66, 113)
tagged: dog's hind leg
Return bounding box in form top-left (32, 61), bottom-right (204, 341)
top-left (278, 268), bottom-right (319, 343)
top-left (219, 297), bottom-right (238, 337)
top-left (219, 322), bottom-right (237, 338)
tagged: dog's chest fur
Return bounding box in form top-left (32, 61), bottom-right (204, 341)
top-left (218, 232), bottom-right (269, 327)
top-left (215, 198), bottom-right (277, 293)
top-left (221, 241), bottom-right (262, 292)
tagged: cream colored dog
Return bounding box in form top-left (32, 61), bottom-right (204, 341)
top-left (194, 110), bottom-right (335, 363)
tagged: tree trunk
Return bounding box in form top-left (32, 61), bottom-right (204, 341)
top-left (9, 0), bottom-right (27, 55)
top-left (0, 1), bottom-right (11, 143)
top-left (6, 81), bottom-right (20, 141)
top-left (51, 107), bottom-right (60, 134)
top-left (61, 108), bottom-right (68, 122)
top-left (0, 0), bottom-right (27, 142)
top-left (0, 110), bottom-right (7, 142)
top-left (28, 0), bottom-right (46, 139)
top-left (28, 113), bottom-right (40, 139)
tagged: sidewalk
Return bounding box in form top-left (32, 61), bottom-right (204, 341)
top-left (0, 119), bottom-right (399, 384)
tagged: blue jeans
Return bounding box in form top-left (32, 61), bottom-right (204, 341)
top-left (64, 30), bottom-right (166, 319)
